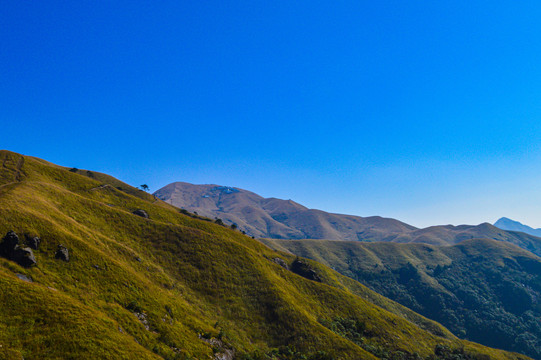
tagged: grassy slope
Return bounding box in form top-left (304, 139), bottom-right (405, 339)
top-left (262, 238), bottom-right (541, 359)
top-left (0, 150), bottom-right (528, 360)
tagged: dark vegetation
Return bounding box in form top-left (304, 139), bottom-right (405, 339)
top-left (319, 317), bottom-right (497, 360)
top-left (264, 239), bottom-right (541, 359)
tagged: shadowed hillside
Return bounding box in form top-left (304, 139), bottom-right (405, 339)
top-left (263, 238), bottom-right (541, 359)
top-left (0, 150), bottom-right (529, 360)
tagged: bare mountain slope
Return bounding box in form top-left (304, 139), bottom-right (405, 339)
top-left (155, 182), bottom-right (541, 256)
top-left (154, 182), bottom-right (416, 240)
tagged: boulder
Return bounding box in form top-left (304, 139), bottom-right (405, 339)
top-left (132, 209), bottom-right (149, 218)
top-left (55, 245), bottom-right (70, 262)
top-left (25, 235), bottom-right (40, 250)
top-left (0, 231), bottom-right (36, 267)
top-left (16, 273), bottom-right (33, 282)
top-left (12, 246), bottom-right (36, 267)
top-left (290, 258), bottom-right (321, 282)
top-left (272, 257), bottom-right (289, 270)
top-left (0, 230), bottom-right (19, 256)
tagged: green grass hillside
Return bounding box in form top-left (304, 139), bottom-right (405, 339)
top-left (262, 238), bottom-right (541, 359)
top-left (0, 150), bottom-right (530, 360)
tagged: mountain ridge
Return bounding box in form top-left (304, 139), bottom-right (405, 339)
top-left (155, 182), bottom-right (541, 256)
top-left (154, 181), bottom-right (417, 241)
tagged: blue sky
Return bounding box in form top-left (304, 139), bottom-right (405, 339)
top-left (2, 1), bottom-right (541, 228)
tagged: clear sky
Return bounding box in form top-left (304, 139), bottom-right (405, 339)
top-left (2, 1), bottom-right (541, 228)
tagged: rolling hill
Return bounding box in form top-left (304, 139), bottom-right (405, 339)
top-left (154, 182), bottom-right (541, 256)
top-left (262, 238), bottom-right (541, 359)
top-left (0, 150), bottom-right (527, 360)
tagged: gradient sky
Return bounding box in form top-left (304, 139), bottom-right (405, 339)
top-left (2, 1), bottom-right (541, 228)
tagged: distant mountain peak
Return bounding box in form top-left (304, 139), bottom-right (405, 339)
top-left (494, 217), bottom-right (541, 238)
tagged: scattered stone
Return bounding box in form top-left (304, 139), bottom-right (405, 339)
top-left (290, 258), bottom-right (321, 282)
top-left (215, 349), bottom-right (235, 360)
top-left (16, 274), bottom-right (32, 282)
top-left (134, 312), bottom-right (150, 330)
top-left (272, 257), bottom-right (289, 270)
top-left (55, 245), bottom-right (70, 262)
top-left (25, 235), bottom-right (40, 250)
top-left (132, 209), bottom-right (149, 218)
top-left (135, 257), bottom-right (142, 262)
top-left (93, 264), bottom-right (101, 270)
top-left (199, 336), bottom-right (235, 360)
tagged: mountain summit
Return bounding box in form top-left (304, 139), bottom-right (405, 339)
top-left (494, 217), bottom-right (541, 237)
top-left (154, 181), bottom-right (415, 240)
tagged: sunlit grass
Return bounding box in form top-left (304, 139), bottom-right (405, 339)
top-left (0, 150), bottom-right (529, 360)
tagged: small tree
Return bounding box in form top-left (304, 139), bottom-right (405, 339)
top-left (140, 184), bottom-right (149, 192)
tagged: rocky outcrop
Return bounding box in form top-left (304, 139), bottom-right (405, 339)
top-left (272, 257), bottom-right (289, 270)
top-left (290, 258), bottom-right (321, 282)
top-left (0, 231), bottom-right (37, 268)
top-left (12, 246), bottom-right (37, 267)
top-left (0, 231), bottom-right (19, 256)
top-left (55, 245), bottom-right (70, 262)
top-left (199, 336), bottom-right (234, 360)
top-left (132, 209), bottom-right (149, 218)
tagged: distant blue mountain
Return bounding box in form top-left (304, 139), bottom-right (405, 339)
top-left (494, 217), bottom-right (541, 237)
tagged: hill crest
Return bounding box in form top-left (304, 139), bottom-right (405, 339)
top-left (155, 182), bottom-right (541, 257)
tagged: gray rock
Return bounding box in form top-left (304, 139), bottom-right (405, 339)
top-left (16, 273), bottom-right (33, 282)
top-left (55, 245), bottom-right (70, 262)
top-left (0, 230), bottom-right (19, 256)
top-left (272, 257), bottom-right (289, 270)
top-left (290, 258), bottom-right (321, 282)
top-left (0, 231), bottom-right (37, 267)
top-left (134, 311), bottom-right (150, 330)
top-left (132, 209), bottom-right (149, 218)
top-left (215, 349), bottom-right (235, 360)
top-left (26, 235), bottom-right (40, 250)
top-left (12, 246), bottom-right (37, 267)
